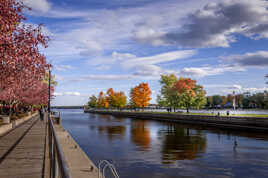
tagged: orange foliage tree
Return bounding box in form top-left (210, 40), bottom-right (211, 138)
top-left (130, 82), bottom-right (152, 108)
top-left (97, 91), bottom-right (109, 108)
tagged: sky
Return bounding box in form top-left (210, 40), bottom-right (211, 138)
top-left (22, 0), bottom-right (268, 106)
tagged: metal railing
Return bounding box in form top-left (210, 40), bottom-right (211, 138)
top-left (48, 112), bottom-right (72, 178)
top-left (98, 160), bottom-right (119, 178)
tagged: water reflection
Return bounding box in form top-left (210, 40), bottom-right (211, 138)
top-left (59, 110), bottom-right (268, 178)
top-left (92, 114), bottom-right (127, 140)
top-left (159, 124), bottom-right (206, 164)
top-left (98, 125), bottom-right (126, 140)
top-left (130, 120), bottom-right (151, 151)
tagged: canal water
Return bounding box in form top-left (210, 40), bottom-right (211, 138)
top-left (58, 109), bottom-right (268, 178)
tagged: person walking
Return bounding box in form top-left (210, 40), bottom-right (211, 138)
top-left (39, 107), bottom-right (44, 121)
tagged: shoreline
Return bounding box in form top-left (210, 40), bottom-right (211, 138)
top-left (54, 123), bottom-right (98, 178)
top-left (85, 110), bottom-right (268, 133)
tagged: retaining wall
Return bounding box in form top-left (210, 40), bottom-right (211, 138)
top-left (85, 110), bottom-right (268, 132)
top-left (0, 112), bottom-right (38, 136)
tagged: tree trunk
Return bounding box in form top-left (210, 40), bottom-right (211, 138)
top-left (187, 107), bottom-right (189, 113)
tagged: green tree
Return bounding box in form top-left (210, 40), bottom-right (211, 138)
top-left (212, 95), bottom-right (223, 107)
top-left (157, 74), bottom-right (178, 111)
top-left (193, 85), bottom-right (207, 109)
top-left (206, 96), bottom-right (213, 107)
top-left (113, 91), bottom-right (127, 109)
top-left (88, 95), bottom-right (97, 108)
top-left (252, 93), bottom-right (265, 108)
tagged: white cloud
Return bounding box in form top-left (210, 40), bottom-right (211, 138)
top-left (64, 92), bottom-right (81, 96)
top-left (133, 65), bottom-right (176, 76)
top-left (54, 75), bottom-right (64, 81)
top-left (230, 84), bottom-right (243, 90)
top-left (137, 0), bottom-right (268, 48)
top-left (180, 65), bottom-right (245, 77)
top-left (223, 51), bottom-right (268, 67)
top-left (54, 65), bottom-right (74, 71)
top-left (53, 92), bottom-right (81, 96)
top-left (222, 87), bottom-right (268, 94)
top-left (112, 51), bottom-right (136, 60)
top-left (23, 0), bottom-right (51, 13)
top-left (134, 27), bottom-right (166, 46)
top-left (204, 84), bottom-right (268, 95)
top-left (121, 50), bottom-right (196, 69)
top-left (53, 92), bottom-right (63, 96)
top-left (39, 0), bottom-right (217, 61)
top-left (72, 74), bottom-right (136, 81)
top-left (86, 50), bottom-right (194, 77)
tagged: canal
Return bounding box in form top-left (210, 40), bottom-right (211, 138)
top-left (58, 109), bottom-right (268, 178)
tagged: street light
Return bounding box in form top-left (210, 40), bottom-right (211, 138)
top-left (233, 91), bottom-right (236, 110)
top-left (48, 68), bottom-right (51, 114)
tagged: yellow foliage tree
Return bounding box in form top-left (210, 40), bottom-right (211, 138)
top-left (106, 88), bottom-right (127, 109)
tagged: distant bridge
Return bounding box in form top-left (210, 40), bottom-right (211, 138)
top-left (51, 106), bottom-right (84, 109)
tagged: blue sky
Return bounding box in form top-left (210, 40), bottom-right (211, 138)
top-left (22, 0), bottom-right (268, 106)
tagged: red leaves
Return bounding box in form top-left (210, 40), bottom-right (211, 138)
top-left (172, 77), bottom-right (196, 96)
top-left (0, 0), bottom-right (51, 105)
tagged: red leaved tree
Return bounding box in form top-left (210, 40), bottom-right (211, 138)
top-left (0, 0), bottom-right (52, 115)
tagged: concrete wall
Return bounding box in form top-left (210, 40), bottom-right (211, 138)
top-left (0, 112), bottom-right (38, 136)
top-left (0, 123), bottom-right (13, 136)
top-left (85, 110), bottom-right (268, 132)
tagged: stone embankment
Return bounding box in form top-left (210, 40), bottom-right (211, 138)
top-left (85, 110), bottom-right (268, 132)
top-left (52, 115), bottom-right (98, 178)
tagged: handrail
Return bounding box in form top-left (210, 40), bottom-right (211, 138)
top-left (98, 160), bottom-right (119, 178)
top-left (48, 112), bottom-right (72, 178)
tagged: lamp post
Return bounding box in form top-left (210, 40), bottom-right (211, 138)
top-left (48, 69), bottom-right (51, 114)
top-left (233, 91), bottom-right (236, 110)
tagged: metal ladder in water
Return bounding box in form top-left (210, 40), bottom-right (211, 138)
top-left (98, 160), bottom-right (119, 178)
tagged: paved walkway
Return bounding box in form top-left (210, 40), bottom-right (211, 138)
top-left (0, 115), bottom-right (46, 178)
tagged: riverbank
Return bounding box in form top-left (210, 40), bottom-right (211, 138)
top-left (85, 110), bottom-right (268, 132)
top-left (54, 122), bottom-right (98, 178)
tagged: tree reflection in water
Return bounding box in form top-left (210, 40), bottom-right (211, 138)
top-left (159, 124), bottom-right (207, 164)
top-left (97, 114), bottom-right (126, 140)
top-left (131, 120), bottom-right (151, 151)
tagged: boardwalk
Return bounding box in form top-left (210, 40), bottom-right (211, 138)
top-left (0, 115), bottom-right (46, 178)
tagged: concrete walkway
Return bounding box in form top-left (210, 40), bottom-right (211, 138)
top-left (0, 115), bottom-right (46, 178)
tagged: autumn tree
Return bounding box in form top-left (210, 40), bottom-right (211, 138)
top-left (113, 91), bottom-right (127, 109)
top-left (0, 0), bottom-right (52, 115)
top-left (129, 88), bottom-right (136, 108)
top-left (131, 83), bottom-right (152, 109)
top-left (106, 88), bottom-right (127, 109)
top-left (172, 77), bottom-right (206, 113)
top-left (97, 92), bottom-right (109, 108)
top-left (106, 88), bottom-right (115, 107)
